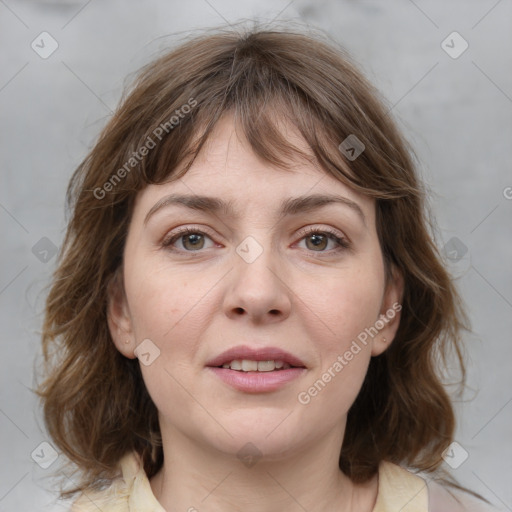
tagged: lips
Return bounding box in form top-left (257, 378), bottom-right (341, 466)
top-left (206, 345), bottom-right (307, 369)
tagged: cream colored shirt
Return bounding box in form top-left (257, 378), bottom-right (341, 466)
top-left (70, 451), bottom-right (498, 511)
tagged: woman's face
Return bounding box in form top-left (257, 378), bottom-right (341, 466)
top-left (108, 114), bottom-right (402, 460)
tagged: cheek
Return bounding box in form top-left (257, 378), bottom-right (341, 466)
top-left (123, 257), bottom-right (209, 414)
top-left (124, 253), bottom-right (212, 342)
top-left (295, 260), bottom-right (384, 411)
top-left (305, 262), bottom-right (385, 345)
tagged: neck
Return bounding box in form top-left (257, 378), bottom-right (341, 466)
top-left (149, 422), bottom-right (378, 512)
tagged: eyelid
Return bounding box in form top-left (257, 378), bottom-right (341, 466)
top-left (161, 225), bottom-right (218, 247)
top-left (294, 225), bottom-right (351, 252)
top-left (296, 224), bottom-right (347, 240)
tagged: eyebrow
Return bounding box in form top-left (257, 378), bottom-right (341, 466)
top-left (144, 193), bottom-right (367, 227)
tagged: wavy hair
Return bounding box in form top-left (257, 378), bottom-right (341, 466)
top-left (35, 22), bottom-right (480, 501)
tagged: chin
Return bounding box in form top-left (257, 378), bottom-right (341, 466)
top-left (209, 433), bottom-right (304, 465)
top-left (215, 413), bottom-right (310, 454)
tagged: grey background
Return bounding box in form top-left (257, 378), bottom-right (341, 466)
top-left (1, 0), bottom-right (511, 510)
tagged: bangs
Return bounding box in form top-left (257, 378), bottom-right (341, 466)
top-left (136, 89), bottom-right (358, 195)
top-left (107, 32), bottom-right (413, 202)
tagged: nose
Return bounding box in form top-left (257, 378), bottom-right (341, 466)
top-left (223, 240), bottom-right (292, 324)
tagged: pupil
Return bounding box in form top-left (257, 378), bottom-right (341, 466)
top-left (309, 234), bottom-right (326, 250)
top-left (185, 234), bottom-right (203, 249)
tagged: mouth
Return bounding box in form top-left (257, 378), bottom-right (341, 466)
top-left (206, 345), bottom-right (307, 372)
top-left (215, 359), bottom-right (302, 372)
top-left (206, 345), bottom-right (307, 393)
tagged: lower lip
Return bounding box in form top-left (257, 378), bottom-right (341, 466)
top-left (207, 367), bottom-right (307, 393)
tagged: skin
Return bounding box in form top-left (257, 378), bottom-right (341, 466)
top-left (108, 113), bottom-right (403, 512)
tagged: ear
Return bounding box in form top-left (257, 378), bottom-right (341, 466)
top-left (371, 264), bottom-right (404, 357)
top-left (107, 268), bottom-right (136, 359)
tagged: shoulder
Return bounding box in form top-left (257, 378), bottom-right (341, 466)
top-left (374, 461), bottom-right (429, 511)
top-left (70, 451), bottom-right (157, 512)
top-left (70, 479), bottom-right (130, 512)
top-left (375, 462), bottom-right (501, 512)
top-left (426, 479), bottom-right (502, 512)
top-left (70, 451), bottom-right (166, 512)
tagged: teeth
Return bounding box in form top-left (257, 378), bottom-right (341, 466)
top-left (228, 360), bottom-right (242, 370)
top-left (221, 359), bottom-right (292, 371)
top-left (242, 360), bottom-right (258, 372)
top-left (257, 360), bottom-right (275, 372)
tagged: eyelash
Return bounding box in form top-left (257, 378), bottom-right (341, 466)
top-left (299, 226), bottom-right (351, 253)
top-left (161, 225), bottom-right (351, 256)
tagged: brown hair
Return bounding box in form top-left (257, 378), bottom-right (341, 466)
top-left (35, 22), bottom-right (481, 502)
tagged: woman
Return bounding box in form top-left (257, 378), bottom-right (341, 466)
top-left (36, 24), bottom-right (498, 511)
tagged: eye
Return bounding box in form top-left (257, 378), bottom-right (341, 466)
top-left (161, 226), bottom-right (351, 255)
top-left (296, 227), bottom-right (350, 254)
top-left (162, 227), bottom-right (215, 252)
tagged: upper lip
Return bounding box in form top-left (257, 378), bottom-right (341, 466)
top-left (206, 345), bottom-right (307, 368)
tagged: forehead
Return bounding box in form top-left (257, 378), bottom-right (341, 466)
top-left (133, 114), bottom-right (375, 222)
